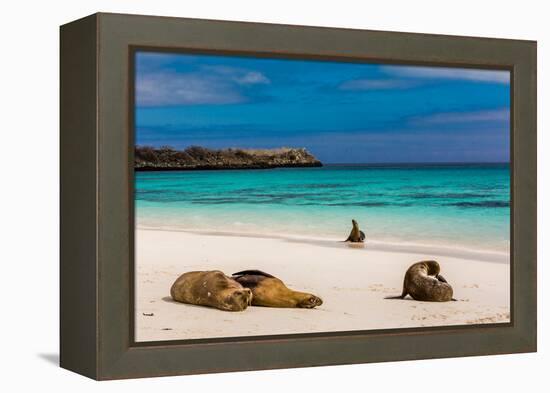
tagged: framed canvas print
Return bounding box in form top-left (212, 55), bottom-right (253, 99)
top-left (60, 13), bottom-right (537, 380)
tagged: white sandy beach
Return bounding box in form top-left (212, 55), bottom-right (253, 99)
top-left (135, 228), bottom-right (510, 342)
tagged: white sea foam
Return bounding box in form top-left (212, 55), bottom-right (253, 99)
top-left (136, 224), bottom-right (509, 264)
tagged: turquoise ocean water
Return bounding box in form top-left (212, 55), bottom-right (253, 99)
top-left (135, 164), bottom-right (510, 255)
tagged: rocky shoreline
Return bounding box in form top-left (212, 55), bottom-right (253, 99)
top-left (135, 146), bottom-right (323, 171)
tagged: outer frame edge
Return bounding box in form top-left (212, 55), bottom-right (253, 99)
top-left (59, 13), bottom-right (100, 380)
top-left (91, 13), bottom-right (536, 380)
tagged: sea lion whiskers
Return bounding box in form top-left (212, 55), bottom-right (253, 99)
top-left (223, 288), bottom-right (253, 311)
top-left (296, 292), bottom-right (323, 308)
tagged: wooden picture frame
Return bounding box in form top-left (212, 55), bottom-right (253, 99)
top-left (60, 12), bottom-right (536, 380)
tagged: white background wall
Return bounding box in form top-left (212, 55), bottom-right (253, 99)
top-left (0, 0), bottom-right (546, 391)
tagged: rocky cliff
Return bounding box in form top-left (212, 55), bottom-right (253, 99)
top-left (135, 146), bottom-right (323, 171)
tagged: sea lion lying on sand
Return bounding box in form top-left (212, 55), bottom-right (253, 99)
top-left (232, 270), bottom-right (323, 308)
top-left (385, 260), bottom-right (456, 302)
top-left (344, 219), bottom-right (366, 243)
top-left (170, 270), bottom-right (253, 311)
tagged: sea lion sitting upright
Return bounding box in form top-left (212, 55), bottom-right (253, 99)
top-left (385, 260), bottom-right (456, 302)
top-left (344, 219), bottom-right (366, 243)
top-left (232, 270), bottom-right (323, 308)
top-left (170, 270), bottom-right (253, 311)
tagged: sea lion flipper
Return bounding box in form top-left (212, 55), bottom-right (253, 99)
top-left (436, 274), bottom-right (448, 283)
top-left (232, 270), bottom-right (277, 290)
top-left (385, 277), bottom-right (408, 300)
top-left (232, 270), bottom-right (275, 278)
top-left (384, 295), bottom-right (405, 300)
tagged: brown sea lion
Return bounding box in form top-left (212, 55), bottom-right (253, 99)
top-left (385, 260), bottom-right (456, 302)
top-left (344, 219), bottom-right (366, 242)
top-left (170, 270), bottom-right (253, 311)
top-left (232, 270), bottom-right (323, 308)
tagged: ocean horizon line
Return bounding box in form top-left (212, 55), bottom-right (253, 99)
top-left (134, 161), bottom-right (511, 172)
top-left (321, 162), bottom-right (510, 167)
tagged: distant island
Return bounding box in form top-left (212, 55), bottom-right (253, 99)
top-left (135, 146), bottom-right (323, 171)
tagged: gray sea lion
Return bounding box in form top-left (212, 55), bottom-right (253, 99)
top-left (232, 270), bottom-right (323, 308)
top-left (344, 219), bottom-right (366, 243)
top-left (170, 270), bottom-right (253, 311)
top-left (385, 260), bottom-right (456, 302)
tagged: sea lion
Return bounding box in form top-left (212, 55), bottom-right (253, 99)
top-left (170, 270), bottom-right (253, 311)
top-left (232, 270), bottom-right (323, 308)
top-left (385, 260), bottom-right (456, 302)
top-left (344, 219), bottom-right (366, 243)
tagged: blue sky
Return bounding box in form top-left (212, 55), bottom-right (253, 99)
top-left (135, 51), bottom-right (510, 164)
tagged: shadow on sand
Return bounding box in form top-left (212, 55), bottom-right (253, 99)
top-left (37, 353), bottom-right (59, 366)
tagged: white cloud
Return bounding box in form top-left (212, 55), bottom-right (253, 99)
top-left (136, 67), bottom-right (270, 106)
top-left (136, 72), bottom-right (245, 106)
top-left (235, 71), bottom-right (270, 85)
top-left (410, 108), bottom-right (510, 124)
top-left (381, 66), bottom-right (510, 84)
top-left (339, 78), bottom-right (417, 91)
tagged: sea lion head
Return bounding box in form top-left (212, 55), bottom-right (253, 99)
top-left (352, 219), bottom-right (359, 228)
top-left (297, 294), bottom-right (323, 308)
top-left (423, 260), bottom-right (441, 276)
top-left (224, 288), bottom-right (253, 311)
